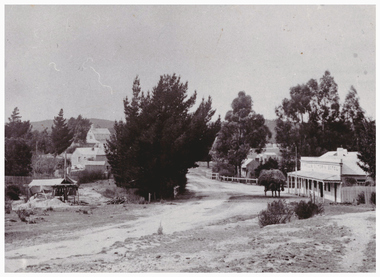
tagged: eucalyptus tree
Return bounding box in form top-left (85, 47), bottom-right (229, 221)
top-left (213, 91), bottom-right (271, 177)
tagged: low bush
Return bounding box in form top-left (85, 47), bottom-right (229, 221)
top-left (370, 192), bottom-right (376, 205)
top-left (77, 169), bottom-right (107, 184)
top-left (5, 185), bottom-right (21, 200)
top-left (356, 191), bottom-right (365, 205)
top-left (102, 188), bottom-right (116, 198)
top-left (16, 208), bottom-right (34, 222)
top-left (212, 162), bottom-right (235, 177)
top-left (258, 199), bottom-right (293, 227)
top-left (5, 201), bottom-right (12, 214)
top-left (294, 200), bottom-right (324, 219)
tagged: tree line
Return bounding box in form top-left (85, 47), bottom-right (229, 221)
top-left (5, 107), bottom-right (92, 176)
top-left (275, 71), bottom-right (375, 180)
top-left (5, 70), bottom-right (375, 198)
top-left (212, 71), bottom-right (375, 181)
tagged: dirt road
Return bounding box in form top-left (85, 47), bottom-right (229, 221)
top-left (4, 167), bottom-right (376, 272)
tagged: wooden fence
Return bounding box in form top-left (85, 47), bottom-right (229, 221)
top-left (5, 176), bottom-right (33, 186)
top-left (341, 186), bottom-right (376, 204)
top-left (206, 172), bottom-right (258, 185)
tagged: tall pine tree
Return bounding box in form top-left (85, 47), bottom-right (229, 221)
top-left (51, 109), bottom-right (74, 156)
top-left (106, 74), bottom-right (219, 198)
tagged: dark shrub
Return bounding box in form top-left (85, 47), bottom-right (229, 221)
top-left (77, 169), bottom-right (106, 184)
top-left (258, 199), bottom-right (293, 227)
top-left (356, 191), bottom-right (365, 205)
top-left (370, 192), bottom-right (375, 205)
top-left (5, 185), bottom-right (21, 200)
top-left (5, 201), bottom-right (12, 214)
top-left (16, 208), bottom-right (33, 222)
top-left (212, 162), bottom-right (235, 177)
top-left (294, 200), bottom-right (324, 219)
top-left (343, 177), bottom-right (357, 187)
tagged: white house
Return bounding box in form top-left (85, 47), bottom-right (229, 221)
top-left (287, 148), bottom-right (367, 203)
top-left (71, 147), bottom-right (108, 172)
top-left (86, 124), bottom-right (111, 149)
top-left (242, 143), bottom-right (281, 177)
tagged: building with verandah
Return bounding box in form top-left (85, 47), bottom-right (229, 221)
top-left (287, 148), bottom-right (368, 203)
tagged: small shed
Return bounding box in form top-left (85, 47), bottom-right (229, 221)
top-left (28, 177), bottom-right (78, 202)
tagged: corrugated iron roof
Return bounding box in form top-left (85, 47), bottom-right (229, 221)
top-left (28, 178), bottom-right (65, 187)
top-left (28, 177), bottom-right (77, 188)
top-left (288, 170), bottom-right (341, 181)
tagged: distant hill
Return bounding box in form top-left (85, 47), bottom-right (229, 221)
top-left (30, 117), bottom-right (277, 142)
top-left (30, 118), bottom-right (116, 133)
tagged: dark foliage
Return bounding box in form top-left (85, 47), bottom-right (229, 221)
top-left (5, 201), bottom-right (12, 214)
top-left (275, 71), bottom-right (369, 175)
top-left (356, 191), bottom-right (366, 205)
top-left (370, 192), bottom-right (376, 205)
top-left (212, 91), bottom-right (272, 176)
top-left (30, 128), bottom-right (53, 154)
top-left (356, 119), bottom-right (376, 180)
top-left (5, 107), bottom-right (32, 140)
top-left (5, 138), bottom-right (33, 176)
top-left (258, 199), bottom-right (293, 227)
top-left (51, 109), bottom-right (74, 156)
top-left (343, 177), bottom-right (357, 187)
top-left (254, 157), bottom-right (279, 178)
top-left (77, 169), bottom-right (107, 184)
top-left (212, 162), bottom-right (235, 177)
top-left (16, 209), bottom-right (33, 222)
top-left (67, 115), bottom-right (92, 144)
top-left (106, 74), bottom-right (218, 199)
top-left (5, 108), bottom-right (33, 176)
top-left (5, 185), bottom-right (21, 200)
top-left (294, 200), bottom-right (324, 219)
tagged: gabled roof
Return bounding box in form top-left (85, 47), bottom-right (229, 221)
top-left (242, 158), bottom-right (253, 168)
top-left (87, 125), bottom-right (111, 143)
top-left (90, 127), bottom-right (111, 135)
top-left (301, 148), bottom-right (366, 177)
top-left (28, 177), bottom-right (77, 188)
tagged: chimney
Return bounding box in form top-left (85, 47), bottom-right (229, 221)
top-left (337, 148), bottom-right (347, 157)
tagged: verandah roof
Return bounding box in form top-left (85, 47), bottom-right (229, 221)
top-left (287, 170), bottom-right (341, 182)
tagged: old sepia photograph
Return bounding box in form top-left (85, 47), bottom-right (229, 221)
top-left (4, 4), bottom-right (376, 273)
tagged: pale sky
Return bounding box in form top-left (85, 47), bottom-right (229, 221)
top-left (4, 5), bottom-right (376, 123)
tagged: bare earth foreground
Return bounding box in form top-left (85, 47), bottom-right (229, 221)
top-left (4, 167), bottom-right (376, 273)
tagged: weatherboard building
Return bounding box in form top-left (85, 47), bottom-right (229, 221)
top-left (287, 148), bottom-right (367, 203)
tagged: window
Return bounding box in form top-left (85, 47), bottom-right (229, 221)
top-left (328, 183), bottom-right (331, 192)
